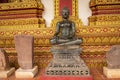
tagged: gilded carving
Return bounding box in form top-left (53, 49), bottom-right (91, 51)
top-left (8, 0), bottom-right (20, 3)
top-left (0, 18), bottom-right (40, 26)
top-left (51, 0), bottom-right (82, 27)
top-left (0, 1), bottom-right (43, 10)
top-left (89, 0), bottom-right (120, 27)
top-left (8, 0), bottom-right (42, 3)
top-left (0, 26), bottom-right (119, 48)
top-left (0, 0), bottom-right (45, 28)
top-left (96, 5), bottom-right (120, 10)
top-left (90, 0), bottom-right (120, 6)
top-left (89, 15), bottom-right (120, 26)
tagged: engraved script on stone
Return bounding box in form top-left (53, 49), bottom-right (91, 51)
top-left (106, 45), bottom-right (120, 69)
top-left (0, 48), bottom-right (10, 70)
top-left (14, 35), bottom-right (34, 69)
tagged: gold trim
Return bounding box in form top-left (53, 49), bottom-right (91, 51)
top-left (0, 1), bottom-right (43, 10)
top-left (89, 14), bottom-right (120, 26)
top-left (90, 0), bottom-right (120, 7)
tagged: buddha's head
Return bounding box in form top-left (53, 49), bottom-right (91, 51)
top-left (61, 7), bottom-right (70, 19)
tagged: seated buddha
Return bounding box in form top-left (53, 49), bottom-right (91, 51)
top-left (50, 7), bottom-right (82, 45)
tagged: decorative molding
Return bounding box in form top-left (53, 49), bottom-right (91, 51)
top-left (89, 15), bottom-right (120, 26)
top-left (90, 0), bottom-right (120, 7)
top-left (0, 26), bottom-right (119, 48)
top-left (0, 1), bottom-right (43, 10)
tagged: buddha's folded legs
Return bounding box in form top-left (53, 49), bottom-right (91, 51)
top-left (58, 39), bottom-right (83, 45)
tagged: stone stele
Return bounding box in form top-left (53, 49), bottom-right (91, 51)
top-left (0, 48), bottom-right (15, 78)
top-left (103, 45), bottom-right (120, 78)
top-left (106, 45), bottom-right (120, 69)
top-left (14, 35), bottom-right (34, 69)
top-left (14, 35), bottom-right (38, 78)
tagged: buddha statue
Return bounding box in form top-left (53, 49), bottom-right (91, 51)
top-left (46, 8), bottom-right (90, 76)
top-left (50, 7), bottom-right (82, 45)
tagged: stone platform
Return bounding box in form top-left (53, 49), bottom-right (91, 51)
top-left (45, 45), bottom-right (90, 76)
top-left (15, 66), bottom-right (38, 78)
top-left (103, 67), bottom-right (120, 78)
top-left (0, 67), bottom-right (15, 78)
top-left (40, 75), bottom-right (93, 80)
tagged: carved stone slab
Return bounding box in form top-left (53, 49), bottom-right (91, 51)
top-left (106, 45), bottom-right (120, 69)
top-left (0, 48), bottom-right (15, 78)
top-left (0, 48), bottom-right (10, 70)
top-left (45, 45), bottom-right (90, 76)
top-left (14, 35), bottom-right (34, 69)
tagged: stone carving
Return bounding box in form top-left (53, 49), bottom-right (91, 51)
top-left (0, 48), bottom-right (10, 70)
top-left (0, 48), bottom-right (15, 78)
top-left (50, 7), bottom-right (82, 45)
top-left (106, 45), bottom-right (120, 69)
top-left (14, 35), bottom-right (34, 69)
top-left (46, 7), bottom-right (90, 76)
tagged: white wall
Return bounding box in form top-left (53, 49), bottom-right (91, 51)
top-left (78, 0), bottom-right (92, 26)
top-left (41, 0), bottom-right (54, 27)
top-left (41, 0), bottom-right (92, 27)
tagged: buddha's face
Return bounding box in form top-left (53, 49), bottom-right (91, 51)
top-left (62, 8), bottom-right (69, 19)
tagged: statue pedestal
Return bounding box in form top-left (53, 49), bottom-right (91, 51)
top-left (46, 45), bottom-right (91, 76)
top-left (103, 67), bottom-right (120, 78)
top-left (0, 67), bottom-right (15, 78)
top-left (15, 66), bottom-right (38, 78)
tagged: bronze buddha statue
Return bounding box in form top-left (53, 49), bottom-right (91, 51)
top-left (50, 7), bottom-right (82, 45)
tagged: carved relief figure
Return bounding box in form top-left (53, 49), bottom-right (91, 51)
top-left (106, 45), bottom-right (120, 69)
top-left (0, 48), bottom-right (9, 70)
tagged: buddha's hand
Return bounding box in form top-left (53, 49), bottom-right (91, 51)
top-left (52, 36), bottom-right (58, 39)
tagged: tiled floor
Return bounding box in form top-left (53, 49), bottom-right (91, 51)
top-left (1, 68), bottom-right (120, 80)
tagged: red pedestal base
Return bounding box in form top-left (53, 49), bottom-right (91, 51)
top-left (39, 69), bottom-right (93, 80)
top-left (40, 75), bottom-right (93, 80)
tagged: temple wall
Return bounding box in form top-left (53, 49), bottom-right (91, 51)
top-left (0, 0), bottom-right (119, 69)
